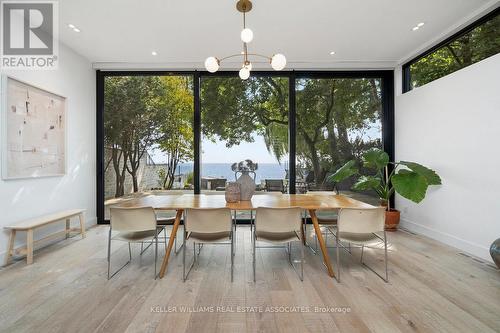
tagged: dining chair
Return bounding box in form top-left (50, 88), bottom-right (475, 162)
top-left (333, 207), bottom-right (388, 282)
top-left (265, 179), bottom-right (286, 193)
top-left (253, 207), bottom-right (305, 281)
top-left (108, 207), bottom-right (159, 280)
top-left (304, 191), bottom-right (339, 254)
top-left (182, 208), bottom-right (234, 282)
top-left (140, 214), bottom-right (183, 255)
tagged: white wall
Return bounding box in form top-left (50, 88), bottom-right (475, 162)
top-left (0, 44), bottom-right (95, 264)
top-left (395, 53), bottom-right (500, 262)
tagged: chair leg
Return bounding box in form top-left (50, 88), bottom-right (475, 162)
top-left (231, 231), bottom-right (234, 282)
top-left (253, 232), bottom-right (256, 282)
top-left (335, 232), bottom-right (340, 282)
top-left (360, 233), bottom-right (389, 283)
top-left (384, 231), bottom-right (389, 282)
top-left (107, 232), bottom-right (132, 280)
top-left (107, 228), bottom-right (112, 280)
top-left (182, 230), bottom-right (186, 282)
top-left (300, 242), bottom-right (305, 281)
top-left (154, 235), bottom-right (158, 279)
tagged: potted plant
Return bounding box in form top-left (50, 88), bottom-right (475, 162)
top-left (329, 148), bottom-right (442, 230)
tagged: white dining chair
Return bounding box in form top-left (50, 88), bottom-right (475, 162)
top-left (140, 213), bottom-right (183, 255)
top-left (183, 208), bottom-right (234, 282)
top-left (333, 207), bottom-right (388, 282)
top-left (108, 207), bottom-right (159, 280)
top-left (253, 207), bottom-right (305, 281)
top-left (304, 191), bottom-right (339, 254)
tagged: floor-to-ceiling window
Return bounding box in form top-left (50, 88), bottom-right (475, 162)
top-left (97, 71), bottom-right (393, 223)
top-left (200, 76), bottom-right (289, 195)
top-left (102, 74), bottom-right (194, 219)
top-left (295, 77), bottom-right (383, 205)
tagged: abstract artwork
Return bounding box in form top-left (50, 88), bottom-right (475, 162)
top-left (2, 77), bottom-right (66, 179)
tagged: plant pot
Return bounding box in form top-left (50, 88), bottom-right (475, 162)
top-left (385, 209), bottom-right (400, 231)
top-left (490, 238), bottom-right (500, 269)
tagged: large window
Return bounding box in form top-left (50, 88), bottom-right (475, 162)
top-left (97, 71), bottom-right (393, 223)
top-left (102, 74), bottom-right (194, 219)
top-left (200, 76), bottom-right (289, 195)
top-left (404, 8), bottom-right (500, 92)
top-left (295, 77), bottom-right (383, 205)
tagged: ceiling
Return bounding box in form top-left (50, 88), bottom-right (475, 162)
top-left (58, 0), bottom-right (498, 69)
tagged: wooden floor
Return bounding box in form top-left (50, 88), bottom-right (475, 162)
top-left (1, 225), bottom-right (499, 333)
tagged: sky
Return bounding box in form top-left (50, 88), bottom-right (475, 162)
top-left (150, 133), bottom-right (282, 164)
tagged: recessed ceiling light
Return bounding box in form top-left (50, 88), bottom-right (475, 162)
top-left (73, 27), bottom-right (81, 33)
top-left (151, 51), bottom-right (158, 56)
top-left (68, 23), bottom-right (75, 29)
top-left (412, 26), bottom-right (419, 31)
top-left (330, 51), bottom-right (336, 55)
top-left (417, 22), bottom-right (425, 27)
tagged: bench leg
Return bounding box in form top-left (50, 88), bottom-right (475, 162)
top-left (4, 230), bottom-right (16, 266)
top-left (78, 213), bottom-right (86, 239)
top-left (66, 218), bottom-right (70, 239)
top-left (26, 229), bottom-right (34, 265)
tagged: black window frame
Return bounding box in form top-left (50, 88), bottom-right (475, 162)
top-left (96, 70), bottom-right (394, 224)
top-left (403, 6), bottom-right (500, 93)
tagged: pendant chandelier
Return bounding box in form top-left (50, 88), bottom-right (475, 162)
top-left (204, 0), bottom-right (286, 80)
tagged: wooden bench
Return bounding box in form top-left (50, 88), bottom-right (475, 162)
top-left (4, 209), bottom-right (86, 266)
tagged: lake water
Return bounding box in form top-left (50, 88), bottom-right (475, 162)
top-left (178, 163), bottom-right (287, 184)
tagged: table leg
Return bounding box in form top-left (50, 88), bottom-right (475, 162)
top-left (4, 230), bottom-right (16, 266)
top-left (78, 213), bottom-right (86, 239)
top-left (308, 209), bottom-right (335, 278)
top-left (159, 209), bottom-right (183, 278)
top-left (26, 229), bottom-right (34, 265)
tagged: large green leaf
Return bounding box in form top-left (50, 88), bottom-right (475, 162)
top-left (392, 170), bottom-right (428, 203)
top-left (362, 148), bottom-right (389, 170)
top-left (328, 160), bottom-right (358, 183)
top-left (399, 161), bottom-right (442, 185)
top-left (352, 175), bottom-right (381, 191)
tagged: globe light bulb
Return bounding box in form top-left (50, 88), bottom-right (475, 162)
top-left (271, 53), bottom-right (286, 71)
top-left (240, 28), bottom-right (254, 43)
top-left (239, 66), bottom-right (250, 80)
top-left (204, 57), bottom-right (219, 73)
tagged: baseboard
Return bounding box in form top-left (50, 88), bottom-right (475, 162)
top-left (0, 217), bottom-right (97, 267)
top-left (400, 217), bottom-right (493, 263)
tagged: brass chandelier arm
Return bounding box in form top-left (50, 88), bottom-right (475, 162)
top-left (219, 53), bottom-right (272, 62)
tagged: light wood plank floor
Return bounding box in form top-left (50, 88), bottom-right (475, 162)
top-left (0, 225), bottom-right (499, 333)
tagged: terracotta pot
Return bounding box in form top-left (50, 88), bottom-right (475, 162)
top-left (385, 209), bottom-right (400, 231)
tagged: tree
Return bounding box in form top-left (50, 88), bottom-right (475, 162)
top-left (104, 76), bottom-right (165, 196)
top-left (200, 77), bottom-right (382, 187)
top-left (410, 14), bottom-right (500, 88)
top-left (156, 76), bottom-right (194, 189)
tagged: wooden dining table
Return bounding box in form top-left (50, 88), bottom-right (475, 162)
top-left (116, 193), bottom-right (375, 279)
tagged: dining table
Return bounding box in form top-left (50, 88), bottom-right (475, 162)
top-left (115, 193), bottom-right (375, 279)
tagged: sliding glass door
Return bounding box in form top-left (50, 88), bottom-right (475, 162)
top-left (200, 76), bottom-right (289, 195)
top-left (295, 77), bottom-right (383, 205)
top-left (97, 71), bottom-right (393, 223)
top-left (102, 74), bottom-right (194, 220)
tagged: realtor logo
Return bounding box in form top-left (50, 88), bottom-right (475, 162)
top-left (1, 1), bottom-right (59, 69)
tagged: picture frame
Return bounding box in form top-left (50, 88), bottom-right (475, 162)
top-left (1, 76), bottom-right (67, 180)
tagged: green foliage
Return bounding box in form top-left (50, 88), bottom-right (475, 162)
top-left (185, 171), bottom-right (194, 186)
top-left (328, 160), bottom-right (358, 183)
top-left (399, 161), bottom-right (442, 185)
top-left (392, 170), bottom-right (428, 203)
top-left (362, 148), bottom-right (389, 170)
top-left (338, 148), bottom-right (442, 205)
top-left (410, 14), bottom-right (500, 89)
